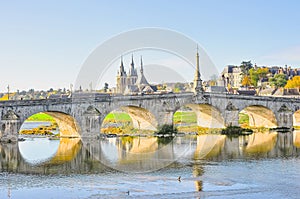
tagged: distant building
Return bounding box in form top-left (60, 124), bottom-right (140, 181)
top-left (269, 65), bottom-right (300, 79)
top-left (116, 55), bottom-right (156, 95)
top-left (220, 65), bottom-right (242, 89)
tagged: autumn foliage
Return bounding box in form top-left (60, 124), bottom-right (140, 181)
top-left (285, 76), bottom-right (300, 89)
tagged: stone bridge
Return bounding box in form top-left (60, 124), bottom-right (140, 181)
top-left (1, 92), bottom-right (300, 141)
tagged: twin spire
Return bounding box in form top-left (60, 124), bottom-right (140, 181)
top-left (119, 54), bottom-right (142, 77)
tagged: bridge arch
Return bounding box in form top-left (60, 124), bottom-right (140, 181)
top-left (20, 111), bottom-right (80, 138)
top-left (101, 105), bottom-right (158, 133)
top-left (174, 104), bottom-right (225, 129)
top-left (239, 105), bottom-right (277, 128)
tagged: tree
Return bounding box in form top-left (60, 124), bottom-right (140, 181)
top-left (257, 68), bottom-right (269, 79)
top-left (270, 74), bottom-right (287, 88)
top-left (241, 75), bottom-right (251, 87)
top-left (249, 68), bottom-right (259, 86)
top-left (174, 83), bottom-right (185, 92)
top-left (249, 67), bottom-right (270, 87)
top-left (240, 61), bottom-right (253, 75)
top-left (285, 76), bottom-right (300, 89)
top-left (104, 83), bottom-right (109, 92)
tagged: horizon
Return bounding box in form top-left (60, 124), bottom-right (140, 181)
top-left (1, 0), bottom-right (300, 92)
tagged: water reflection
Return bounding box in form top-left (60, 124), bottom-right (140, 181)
top-left (18, 138), bottom-right (60, 165)
top-left (1, 131), bottom-right (300, 176)
top-left (293, 130), bottom-right (300, 148)
top-left (244, 132), bottom-right (277, 154)
top-left (194, 135), bottom-right (226, 159)
top-left (48, 138), bottom-right (81, 165)
top-left (98, 136), bottom-right (182, 173)
top-left (193, 164), bottom-right (204, 192)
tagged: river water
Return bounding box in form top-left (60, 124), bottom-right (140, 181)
top-left (1, 122), bottom-right (300, 198)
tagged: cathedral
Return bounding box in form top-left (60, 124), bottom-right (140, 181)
top-left (116, 55), bottom-right (156, 95)
top-left (116, 49), bottom-right (203, 95)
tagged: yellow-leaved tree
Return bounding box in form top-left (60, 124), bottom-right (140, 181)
top-left (241, 75), bottom-right (251, 87)
top-left (285, 76), bottom-right (300, 89)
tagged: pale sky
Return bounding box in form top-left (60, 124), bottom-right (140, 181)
top-left (1, 0), bottom-right (300, 92)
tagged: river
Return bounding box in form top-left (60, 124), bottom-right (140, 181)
top-left (0, 122), bottom-right (300, 198)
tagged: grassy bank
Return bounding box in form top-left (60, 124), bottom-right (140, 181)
top-left (173, 111), bottom-right (197, 124)
top-left (103, 111), bottom-right (198, 124)
top-left (239, 113), bottom-right (249, 128)
top-left (103, 112), bottom-right (132, 123)
top-left (26, 113), bottom-right (55, 122)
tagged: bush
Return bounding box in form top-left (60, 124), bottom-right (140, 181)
top-left (157, 124), bottom-right (178, 135)
top-left (221, 126), bottom-right (253, 136)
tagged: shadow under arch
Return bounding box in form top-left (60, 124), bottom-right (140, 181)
top-left (101, 105), bottom-right (158, 133)
top-left (239, 105), bottom-right (277, 128)
top-left (175, 104), bottom-right (225, 128)
top-left (20, 111), bottom-right (80, 138)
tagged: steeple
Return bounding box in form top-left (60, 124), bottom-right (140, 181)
top-left (193, 45), bottom-right (203, 94)
top-left (131, 54), bottom-right (134, 67)
top-left (140, 56), bottom-right (144, 75)
top-left (128, 54), bottom-right (137, 76)
top-left (118, 55), bottom-right (126, 76)
top-left (135, 55), bottom-right (149, 86)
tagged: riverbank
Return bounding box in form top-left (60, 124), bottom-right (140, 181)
top-left (20, 123), bottom-right (58, 136)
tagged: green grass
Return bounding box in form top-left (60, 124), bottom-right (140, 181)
top-left (173, 111), bottom-right (197, 124)
top-left (103, 112), bottom-right (132, 122)
top-left (26, 113), bottom-right (55, 122)
top-left (239, 113), bottom-right (249, 125)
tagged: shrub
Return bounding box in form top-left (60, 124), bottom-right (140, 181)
top-left (157, 124), bottom-right (178, 135)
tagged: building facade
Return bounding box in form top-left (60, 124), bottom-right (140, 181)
top-left (220, 65), bottom-right (242, 89)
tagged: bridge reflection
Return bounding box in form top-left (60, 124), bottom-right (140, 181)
top-left (194, 135), bottom-right (226, 159)
top-left (244, 132), bottom-right (277, 154)
top-left (293, 130), bottom-right (300, 148)
top-left (1, 132), bottom-right (300, 186)
top-left (47, 138), bottom-right (81, 165)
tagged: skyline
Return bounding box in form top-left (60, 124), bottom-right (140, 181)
top-left (1, 0), bottom-right (300, 92)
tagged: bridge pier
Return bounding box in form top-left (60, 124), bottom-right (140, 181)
top-left (224, 102), bottom-right (239, 127)
top-left (156, 111), bottom-right (174, 127)
top-left (276, 105), bottom-right (293, 128)
top-left (0, 110), bottom-right (21, 142)
top-left (224, 109), bottom-right (239, 127)
top-left (79, 108), bottom-right (102, 138)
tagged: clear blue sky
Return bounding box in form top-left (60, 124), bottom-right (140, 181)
top-left (1, 0), bottom-right (300, 92)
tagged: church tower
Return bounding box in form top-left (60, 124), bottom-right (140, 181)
top-left (127, 54), bottom-right (138, 86)
top-left (135, 56), bottom-right (150, 88)
top-left (116, 56), bottom-right (127, 94)
top-left (193, 45), bottom-right (203, 94)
